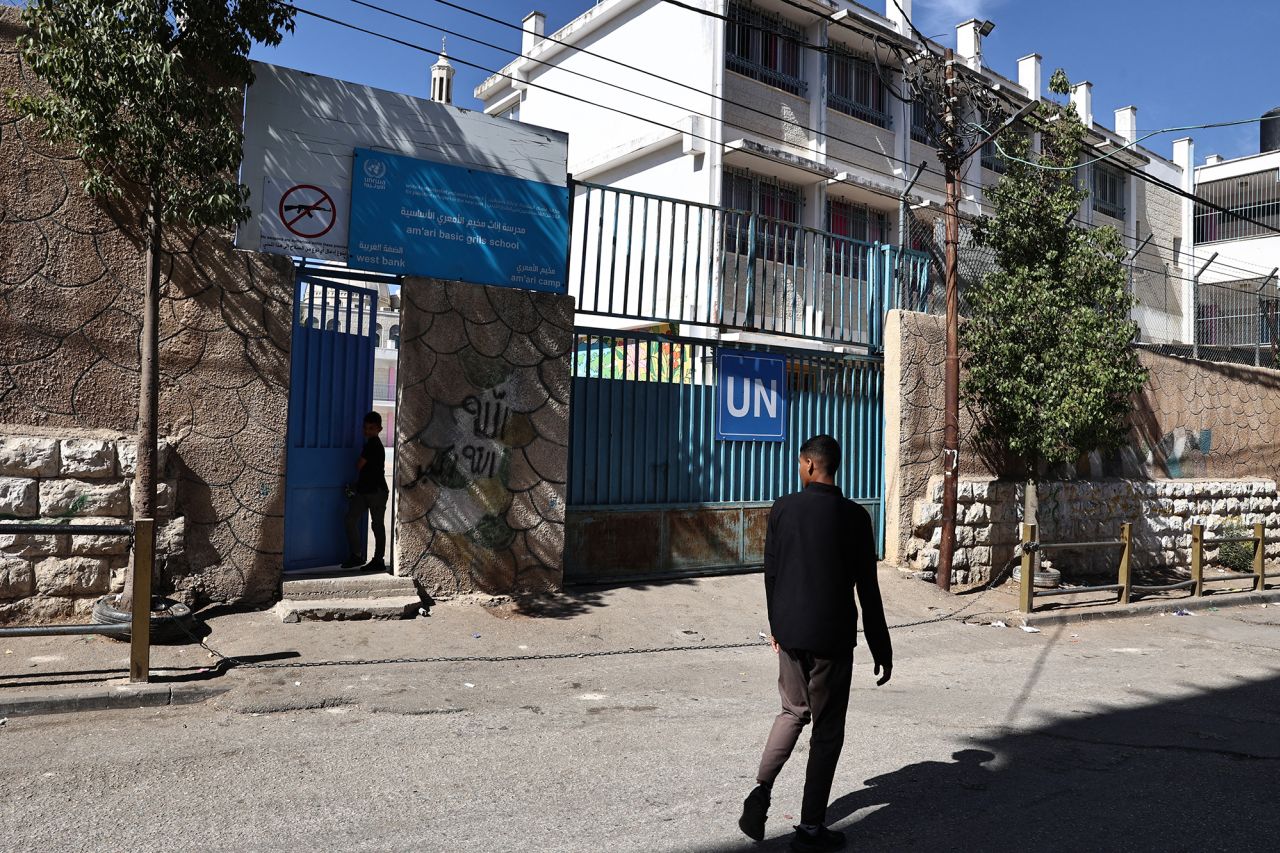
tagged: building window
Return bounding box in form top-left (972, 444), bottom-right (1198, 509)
top-left (827, 199), bottom-right (889, 244)
top-left (725, 1), bottom-right (806, 97)
top-left (828, 48), bottom-right (890, 128)
top-left (375, 323), bottom-right (383, 348)
top-left (1194, 171), bottom-right (1280, 243)
top-left (722, 168), bottom-right (805, 262)
top-left (981, 139), bottom-right (1008, 174)
top-left (911, 99), bottom-right (932, 144)
top-left (325, 317), bottom-right (338, 331)
top-left (1092, 162), bottom-right (1126, 220)
top-left (503, 103), bottom-right (520, 122)
top-left (389, 324), bottom-right (400, 349)
top-left (826, 199), bottom-right (889, 277)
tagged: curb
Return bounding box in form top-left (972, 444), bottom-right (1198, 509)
top-left (0, 683), bottom-right (229, 718)
top-left (1020, 587), bottom-right (1280, 627)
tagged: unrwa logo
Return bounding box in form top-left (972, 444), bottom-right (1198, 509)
top-left (363, 157), bottom-right (387, 181)
top-left (725, 375), bottom-right (780, 418)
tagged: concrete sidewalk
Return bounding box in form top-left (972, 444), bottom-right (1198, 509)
top-left (1, 569), bottom-right (992, 717)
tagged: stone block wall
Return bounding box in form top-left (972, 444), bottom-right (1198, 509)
top-left (2, 10), bottom-right (294, 610)
top-left (0, 432), bottom-right (183, 622)
top-left (885, 309), bottom-right (1280, 571)
top-left (905, 476), bottom-right (1280, 585)
top-left (394, 278), bottom-right (574, 597)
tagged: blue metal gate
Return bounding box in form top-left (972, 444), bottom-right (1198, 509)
top-left (569, 329), bottom-right (884, 519)
top-left (283, 271), bottom-right (379, 573)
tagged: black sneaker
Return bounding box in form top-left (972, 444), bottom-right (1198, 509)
top-left (790, 826), bottom-right (846, 853)
top-left (363, 558), bottom-right (387, 573)
top-left (340, 556), bottom-right (363, 569)
top-left (738, 784), bottom-right (770, 841)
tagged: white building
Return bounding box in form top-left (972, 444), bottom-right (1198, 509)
top-left (1175, 114), bottom-right (1280, 356)
top-left (474, 0), bottom-right (1190, 345)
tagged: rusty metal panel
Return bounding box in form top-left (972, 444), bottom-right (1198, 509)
top-left (742, 507), bottom-right (771, 565)
top-left (667, 508), bottom-right (742, 571)
top-left (565, 509), bottom-right (663, 580)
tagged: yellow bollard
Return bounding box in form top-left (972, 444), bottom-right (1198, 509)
top-left (1254, 522), bottom-right (1266, 593)
top-left (1019, 523), bottom-right (1036, 613)
top-left (1118, 522), bottom-right (1133, 605)
top-left (1191, 524), bottom-right (1204, 597)
top-left (130, 518), bottom-right (154, 684)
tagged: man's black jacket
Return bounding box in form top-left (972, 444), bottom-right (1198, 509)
top-left (763, 482), bottom-right (892, 664)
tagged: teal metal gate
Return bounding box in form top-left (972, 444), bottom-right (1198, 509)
top-left (563, 182), bottom-right (929, 582)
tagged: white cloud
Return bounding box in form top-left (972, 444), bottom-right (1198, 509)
top-left (913, 0), bottom-right (1007, 39)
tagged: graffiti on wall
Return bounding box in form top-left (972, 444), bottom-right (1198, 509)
top-left (395, 280), bottom-right (573, 596)
top-left (1131, 426), bottom-right (1213, 479)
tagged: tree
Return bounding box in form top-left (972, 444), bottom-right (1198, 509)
top-left (963, 69), bottom-right (1148, 542)
top-left (9, 0), bottom-right (294, 608)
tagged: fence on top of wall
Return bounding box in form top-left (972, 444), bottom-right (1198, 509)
top-left (570, 181), bottom-right (931, 349)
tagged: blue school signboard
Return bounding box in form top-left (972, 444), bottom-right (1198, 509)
top-left (347, 148), bottom-right (569, 292)
top-left (717, 350), bottom-right (787, 442)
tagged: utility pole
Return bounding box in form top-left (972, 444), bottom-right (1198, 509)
top-left (936, 49), bottom-right (960, 591)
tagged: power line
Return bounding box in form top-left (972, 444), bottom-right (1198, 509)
top-left (299, 3), bottom-right (1272, 284)
top-left (374, 0), bottom-right (1000, 198)
top-left (301, 2), bottom-right (994, 213)
top-left (988, 116), bottom-right (1266, 171)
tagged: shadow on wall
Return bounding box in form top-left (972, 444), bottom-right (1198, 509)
top-left (1, 14), bottom-right (294, 609)
top-left (691, 666), bottom-right (1280, 852)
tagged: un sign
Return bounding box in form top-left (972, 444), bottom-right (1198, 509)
top-left (716, 351), bottom-right (787, 442)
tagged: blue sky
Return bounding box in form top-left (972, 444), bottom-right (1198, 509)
top-left (252, 0), bottom-right (1280, 165)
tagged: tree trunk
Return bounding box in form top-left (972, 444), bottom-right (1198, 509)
top-left (119, 193), bottom-right (162, 611)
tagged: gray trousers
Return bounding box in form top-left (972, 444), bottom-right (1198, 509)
top-left (755, 646), bottom-right (853, 826)
top-left (345, 490), bottom-right (387, 562)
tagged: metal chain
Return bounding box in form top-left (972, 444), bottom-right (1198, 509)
top-left (178, 579), bottom-right (1010, 671)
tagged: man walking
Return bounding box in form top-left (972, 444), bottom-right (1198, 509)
top-left (342, 411), bottom-right (389, 572)
top-left (739, 434), bottom-right (892, 852)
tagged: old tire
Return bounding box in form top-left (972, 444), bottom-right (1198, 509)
top-left (91, 595), bottom-right (197, 643)
top-left (1032, 568), bottom-right (1062, 589)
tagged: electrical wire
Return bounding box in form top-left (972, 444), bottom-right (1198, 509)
top-left (362, 0), bottom-right (999, 198)
top-left (297, 3), bottom-right (968, 210)
top-left (303, 3), bottom-right (1272, 285)
top-left (989, 116), bottom-right (1268, 171)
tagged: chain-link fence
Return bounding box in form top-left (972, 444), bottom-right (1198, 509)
top-left (903, 207), bottom-right (1280, 371)
top-left (899, 207), bottom-right (998, 318)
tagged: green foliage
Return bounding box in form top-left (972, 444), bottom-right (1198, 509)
top-left (1217, 523), bottom-right (1255, 572)
top-left (963, 71), bottom-right (1147, 478)
top-left (1047, 68), bottom-right (1071, 97)
top-left (8, 0), bottom-right (294, 228)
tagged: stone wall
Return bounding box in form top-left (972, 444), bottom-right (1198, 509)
top-left (1, 10), bottom-right (295, 612)
top-left (0, 432), bottom-right (183, 620)
top-left (394, 278), bottom-right (574, 597)
top-left (885, 309), bottom-right (1280, 579)
top-left (905, 476), bottom-right (1280, 585)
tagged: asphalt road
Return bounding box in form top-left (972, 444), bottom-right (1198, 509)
top-left (2, 591), bottom-right (1279, 852)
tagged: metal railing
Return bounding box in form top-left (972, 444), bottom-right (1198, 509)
top-left (0, 518), bottom-right (154, 682)
top-left (1018, 522), bottom-right (1133, 613)
top-left (1189, 523), bottom-right (1274, 597)
top-left (570, 182), bottom-right (931, 348)
top-left (1019, 520), bottom-right (1279, 613)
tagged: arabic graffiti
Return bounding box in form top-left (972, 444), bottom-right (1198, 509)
top-left (393, 281), bottom-right (574, 597)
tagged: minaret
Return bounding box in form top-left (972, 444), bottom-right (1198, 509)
top-left (430, 38), bottom-right (454, 105)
